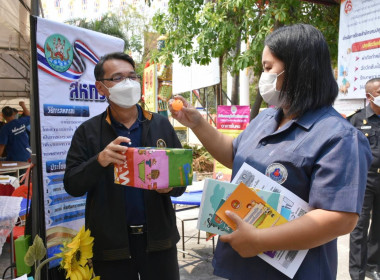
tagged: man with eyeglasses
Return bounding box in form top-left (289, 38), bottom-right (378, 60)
top-left (64, 52), bottom-right (185, 280)
top-left (348, 78), bottom-right (380, 280)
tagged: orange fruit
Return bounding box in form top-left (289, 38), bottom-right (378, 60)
top-left (172, 99), bottom-right (183, 111)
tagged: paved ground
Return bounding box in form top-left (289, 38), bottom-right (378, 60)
top-left (0, 208), bottom-right (370, 279)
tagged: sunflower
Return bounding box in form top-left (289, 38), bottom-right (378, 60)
top-left (89, 267), bottom-right (101, 280)
top-left (60, 226), bottom-right (94, 280)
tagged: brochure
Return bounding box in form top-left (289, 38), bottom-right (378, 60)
top-left (197, 179), bottom-right (283, 236)
top-left (216, 182), bottom-right (287, 231)
top-left (232, 162), bottom-right (310, 221)
top-left (229, 162), bottom-right (311, 279)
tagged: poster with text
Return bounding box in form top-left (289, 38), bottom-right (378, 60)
top-left (213, 105), bottom-right (250, 182)
top-left (36, 17), bottom-right (124, 267)
top-left (337, 0), bottom-right (380, 99)
top-left (143, 63), bottom-right (157, 112)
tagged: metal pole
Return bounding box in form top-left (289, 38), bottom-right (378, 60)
top-left (30, 1), bottom-right (48, 278)
top-left (31, 0), bottom-right (39, 16)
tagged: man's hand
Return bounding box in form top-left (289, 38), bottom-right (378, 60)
top-left (219, 211), bottom-right (264, 258)
top-left (156, 187), bottom-right (173, 194)
top-left (97, 136), bottom-right (131, 167)
top-left (19, 101), bottom-right (30, 116)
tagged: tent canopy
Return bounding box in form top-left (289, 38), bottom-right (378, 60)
top-left (0, 0), bottom-right (31, 109)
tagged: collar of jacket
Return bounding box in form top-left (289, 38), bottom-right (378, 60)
top-left (365, 104), bottom-right (378, 119)
top-left (105, 104), bottom-right (153, 125)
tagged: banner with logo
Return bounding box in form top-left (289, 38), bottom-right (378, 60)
top-left (36, 17), bottom-right (124, 267)
top-left (143, 63), bottom-right (157, 112)
top-left (213, 105), bottom-right (250, 181)
top-left (337, 0), bottom-right (380, 99)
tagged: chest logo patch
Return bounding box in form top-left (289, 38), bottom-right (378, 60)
top-left (265, 163), bottom-right (288, 185)
top-left (156, 139), bottom-right (167, 148)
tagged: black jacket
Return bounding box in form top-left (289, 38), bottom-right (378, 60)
top-left (64, 106), bottom-right (185, 261)
top-left (348, 105), bottom-right (380, 188)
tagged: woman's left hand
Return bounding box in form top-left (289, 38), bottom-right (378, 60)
top-left (219, 211), bottom-right (264, 258)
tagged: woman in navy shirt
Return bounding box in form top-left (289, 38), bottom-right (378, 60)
top-left (170, 24), bottom-right (372, 280)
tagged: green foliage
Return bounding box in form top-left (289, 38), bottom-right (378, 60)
top-left (24, 234), bottom-right (46, 267)
top-left (182, 143), bottom-right (214, 172)
top-left (66, 4), bottom-right (150, 57)
top-left (66, 14), bottom-right (129, 51)
top-left (151, 0), bottom-right (339, 77)
top-left (182, 143), bottom-right (212, 160)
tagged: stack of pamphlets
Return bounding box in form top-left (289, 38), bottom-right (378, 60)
top-left (197, 162), bottom-right (311, 279)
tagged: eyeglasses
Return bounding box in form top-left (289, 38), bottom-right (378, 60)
top-left (99, 74), bottom-right (141, 83)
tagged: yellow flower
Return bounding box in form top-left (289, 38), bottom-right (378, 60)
top-left (66, 264), bottom-right (91, 280)
top-left (89, 267), bottom-right (101, 280)
top-left (60, 226), bottom-right (94, 280)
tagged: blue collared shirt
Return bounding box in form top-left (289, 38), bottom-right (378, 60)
top-left (110, 104), bottom-right (145, 225)
top-left (0, 116), bottom-right (31, 161)
top-left (213, 106), bottom-right (372, 280)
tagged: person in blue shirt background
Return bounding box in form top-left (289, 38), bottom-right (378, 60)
top-left (169, 24), bottom-right (372, 280)
top-left (0, 101), bottom-right (31, 162)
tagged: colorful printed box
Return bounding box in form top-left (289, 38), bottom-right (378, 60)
top-left (114, 147), bottom-right (193, 190)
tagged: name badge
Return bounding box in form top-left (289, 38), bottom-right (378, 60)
top-left (360, 126), bottom-right (371, 129)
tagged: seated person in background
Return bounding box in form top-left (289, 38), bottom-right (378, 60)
top-left (0, 101), bottom-right (31, 162)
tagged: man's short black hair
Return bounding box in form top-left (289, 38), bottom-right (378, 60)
top-left (365, 78), bottom-right (380, 91)
top-left (94, 52), bottom-right (135, 81)
top-left (2, 106), bottom-right (13, 118)
top-left (264, 24), bottom-right (338, 117)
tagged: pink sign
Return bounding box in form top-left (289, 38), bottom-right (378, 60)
top-left (216, 105), bottom-right (250, 130)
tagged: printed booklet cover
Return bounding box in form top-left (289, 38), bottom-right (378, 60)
top-left (197, 179), bottom-right (283, 236)
top-left (228, 163), bottom-right (311, 279)
top-left (216, 182), bottom-right (287, 231)
top-left (114, 147), bottom-right (193, 190)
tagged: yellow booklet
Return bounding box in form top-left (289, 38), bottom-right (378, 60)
top-left (216, 182), bottom-right (287, 231)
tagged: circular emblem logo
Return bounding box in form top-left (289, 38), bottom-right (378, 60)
top-left (214, 216), bottom-right (222, 224)
top-left (156, 139), bottom-right (167, 148)
top-left (231, 105), bottom-right (237, 114)
top-left (231, 199), bottom-right (241, 210)
top-left (344, 0), bottom-right (352, 15)
top-left (44, 34), bottom-right (73, 72)
top-left (265, 163), bottom-right (288, 185)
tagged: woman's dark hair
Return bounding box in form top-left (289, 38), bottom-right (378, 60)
top-left (264, 24), bottom-right (338, 117)
top-left (94, 52), bottom-right (135, 80)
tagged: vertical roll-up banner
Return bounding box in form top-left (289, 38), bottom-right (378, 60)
top-left (143, 63), bottom-right (158, 112)
top-left (34, 17), bottom-right (124, 267)
top-left (214, 105), bottom-right (250, 181)
top-left (337, 0), bottom-right (380, 100)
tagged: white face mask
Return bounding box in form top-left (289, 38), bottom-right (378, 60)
top-left (259, 71), bottom-right (284, 107)
top-left (103, 79), bottom-right (141, 108)
top-left (368, 93), bottom-right (380, 107)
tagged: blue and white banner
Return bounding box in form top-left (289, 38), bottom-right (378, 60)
top-left (36, 17), bottom-right (124, 267)
top-left (337, 0), bottom-right (380, 99)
